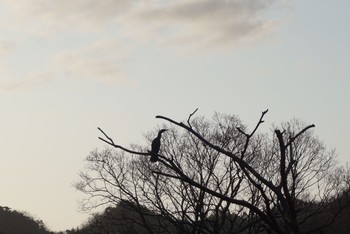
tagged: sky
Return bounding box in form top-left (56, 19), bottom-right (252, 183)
top-left (0, 0), bottom-right (349, 232)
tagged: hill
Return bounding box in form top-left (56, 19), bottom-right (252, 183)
top-left (0, 206), bottom-right (53, 234)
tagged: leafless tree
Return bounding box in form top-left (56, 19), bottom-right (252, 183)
top-left (76, 110), bottom-right (350, 234)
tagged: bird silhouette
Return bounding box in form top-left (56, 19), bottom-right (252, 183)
top-left (150, 129), bottom-right (167, 162)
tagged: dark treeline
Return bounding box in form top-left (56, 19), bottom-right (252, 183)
top-left (1, 197), bottom-right (349, 234)
top-left (68, 194), bottom-right (350, 234)
top-left (0, 206), bottom-right (54, 234)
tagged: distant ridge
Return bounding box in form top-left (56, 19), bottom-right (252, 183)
top-left (0, 206), bottom-right (53, 234)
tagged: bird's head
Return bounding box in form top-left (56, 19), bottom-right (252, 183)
top-left (155, 129), bottom-right (167, 138)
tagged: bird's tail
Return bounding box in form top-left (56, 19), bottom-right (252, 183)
top-left (150, 153), bottom-right (158, 162)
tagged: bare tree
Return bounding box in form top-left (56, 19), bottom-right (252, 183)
top-left (76, 110), bottom-right (350, 234)
top-left (77, 114), bottom-right (250, 233)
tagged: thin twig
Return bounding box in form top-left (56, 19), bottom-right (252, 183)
top-left (97, 127), bottom-right (149, 156)
top-left (155, 113), bottom-right (277, 193)
top-left (151, 171), bottom-right (183, 180)
top-left (97, 127), bottom-right (114, 145)
top-left (286, 124), bottom-right (315, 147)
top-left (236, 109), bottom-right (268, 138)
top-left (249, 109), bottom-right (268, 137)
top-left (237, 127), bottom-right (249, 137)
top-left (187, 108), bottom-right (198, 128)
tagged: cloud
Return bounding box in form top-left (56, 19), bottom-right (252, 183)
top-left (0, 37), bottom-right (126, 90)
top-left (3, 0), bottom-right (287, 47)
top-left (0, 72), bottom-right (52, 91)
top-left (2, 0), bottom-right (130, 34)
top-left (121, 0), bottom-right (283, 48)
top-left (0, 0), bottom-right (288, 90)
top-left (0, 39), bottom-right (16, 58)
top-left (0, 39), bottom-right (16, 75)
top-left (51, 38), bottom-right (125, 81)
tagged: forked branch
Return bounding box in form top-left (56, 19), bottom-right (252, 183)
top-left (97, 127), bottom-right (149, 156)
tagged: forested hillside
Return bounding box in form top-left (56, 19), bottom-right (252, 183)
top-left (70, 192), bottom-right (350, 234)
top-left (0, 206), bottom-right (53, 234)
top-left (1, 191), bottom-right (349, 234)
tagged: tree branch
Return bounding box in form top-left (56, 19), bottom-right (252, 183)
top-left (156, 111), bottom-right (276, 193)
top-left (97, 127), bottom-right (149, 156)
top-left (285, 124), bottom-right (315, 148)
top-left (187, 108), bottom-right (198, 128)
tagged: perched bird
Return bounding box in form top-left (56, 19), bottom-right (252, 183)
top-left (150, 129), bottom-right (167, 162)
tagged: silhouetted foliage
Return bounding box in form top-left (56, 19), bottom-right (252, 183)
top-left (0, 206), bottom-right (53, 234)
top-left (70, 195), bottom-right (350, 234)
top-left (77, 110), bottom-right (350, 233)
top-left (70, 200), bottom-right (178, 234)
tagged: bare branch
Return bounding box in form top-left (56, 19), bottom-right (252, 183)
top-left (98, 127), bottom-right (115, 145)
top-left (286, 124), bottom-right (315, 147)
top-left (236, 127), bottom-right (249, 137)
top-left (187, 108), bottom-right (198, 128)
top-left (74, 112), bottom-right (348, 234)
top-left (151, 171), bottom-right (183, 180)
top-left (249, 109), bottom-right (268, 137)
top-left (156, 111), bottom-right (276, 193)
top-left (98, 127), bottom-right (149, 156)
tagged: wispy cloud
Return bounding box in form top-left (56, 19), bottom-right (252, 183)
top-left (2, 0), bottom-right (130, 34)
top-left (50, 38), bottom-right (125, 81)
top-left (0, 0), bottom-right (288, 90)
top-left (3, 0), bottom-right (285, 46)
top-left (0, 39), bottom-right (16, 58)
top-left (121, 0), bottom-right (283, 48)
top-left (0, 37), bottom-right (126, 90)
top-left (0, 72), bottom-right (52, 91)
top-left (0, 39), bottom-right (16, 76)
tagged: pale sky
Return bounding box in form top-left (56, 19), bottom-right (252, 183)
top-left (0, 0), bottom-right (349, 232)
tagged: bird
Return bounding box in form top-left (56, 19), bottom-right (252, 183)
top-left (150, 129), bottom-right (167, 162)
